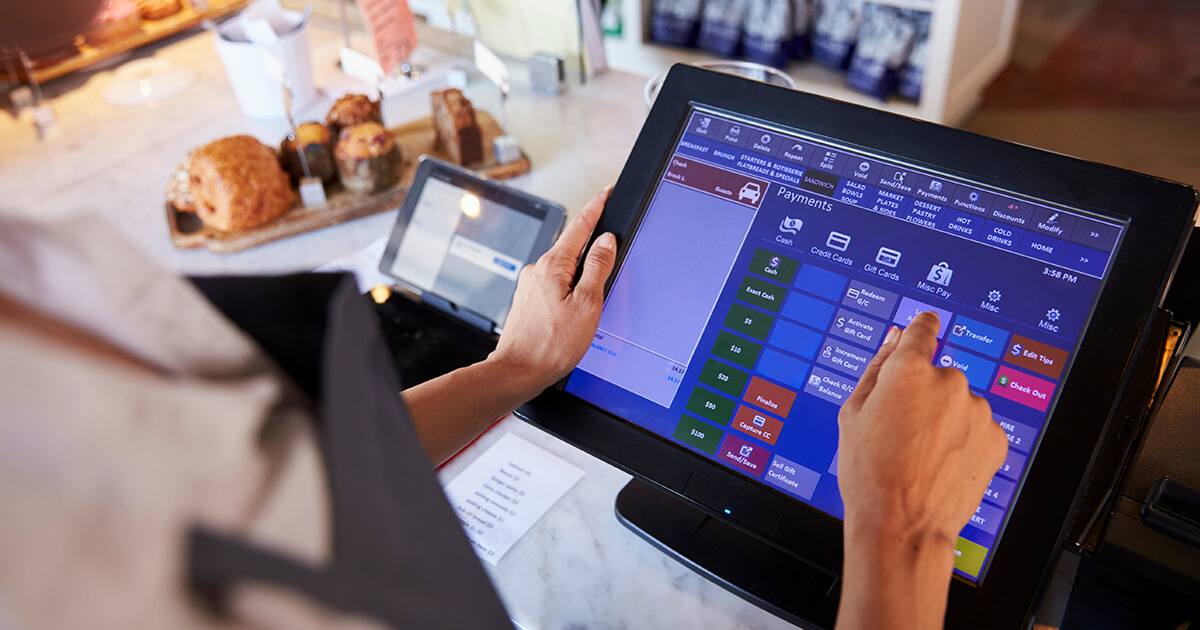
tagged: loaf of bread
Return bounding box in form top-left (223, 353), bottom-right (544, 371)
top-left (181, 135), bottom-right (295, 232)
top-left (431, 88), bottom-right (483, 166)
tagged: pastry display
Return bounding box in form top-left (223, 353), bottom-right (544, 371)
top-left (86, 0), bottom-right (143, 46)
top-left (175, 135), bottom-right (295, 232)
top-left (280, 122), bottom-right (336, 184)
top-left (431, 88), bottom-right (483, 166)
top-left (137, 0), bottom-right (183, 20)
top-left (334, 122), bottom-right (401, 196)
top-left (325, 94), bottom-right (382, 139)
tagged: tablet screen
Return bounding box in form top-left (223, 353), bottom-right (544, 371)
top-left (564, 107), bottom-right (1126, 582)
top-left (382, 160), bottom-right (562, 329)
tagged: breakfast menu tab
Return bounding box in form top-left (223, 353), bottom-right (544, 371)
top-left (567, 108), bottom-right (1123, 582)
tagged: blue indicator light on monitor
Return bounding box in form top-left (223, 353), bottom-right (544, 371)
top-left (724, 508), bottom-right (732, 514)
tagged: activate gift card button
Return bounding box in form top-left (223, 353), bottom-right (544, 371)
top-left (991, 366), bottom-right (1056, 412)
top-left (719, 434), bottom-right (772, 478)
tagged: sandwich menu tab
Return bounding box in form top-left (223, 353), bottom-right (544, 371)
top-left (566, 108), bottom-right (1125, 582)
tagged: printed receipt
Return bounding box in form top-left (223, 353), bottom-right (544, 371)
top-left (443, 433), bottom-right (585, 565)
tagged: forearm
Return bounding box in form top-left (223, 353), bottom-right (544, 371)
top-left (836, 521), bottom-right (957, 630)
top-left (401, 356), bottom-right (547, 466)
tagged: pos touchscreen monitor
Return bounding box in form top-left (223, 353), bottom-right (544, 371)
top-left (517, 65), bottom-right (1198, 629)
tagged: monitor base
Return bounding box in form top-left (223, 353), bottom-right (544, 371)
top-left (615, 479), bottom-right (839, 629)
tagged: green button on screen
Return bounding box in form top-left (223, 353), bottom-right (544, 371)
top-left (953, 537), bottom-right (989, 578)
top-left (685, 386), bottom-right (736, 425)
top-left (738, 275), bottom-right (785, 313)
top-left (673, 414), bottom-right (724, 454)
top-left (698, 358), bottom-right (750, 398)
top-left (749, 248), bottom-right (799, 284)
top-left (711, 330), bottom-right (763, 369)
top-left (724, 302), bottom-right (775, 340)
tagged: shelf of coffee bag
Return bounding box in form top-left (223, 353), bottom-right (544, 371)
top-left (604, 0), bottom-right (1019, 126)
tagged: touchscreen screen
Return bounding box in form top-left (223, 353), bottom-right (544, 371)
top-left (564, 107), bottom-right (1126, 582)
top-left (387, 175), bottom-right (545, 327)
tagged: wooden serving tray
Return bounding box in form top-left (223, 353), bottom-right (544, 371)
top-left (2, 0), bottom-right (250, 85)
top-left (167, 111), bottom-right (530, 253)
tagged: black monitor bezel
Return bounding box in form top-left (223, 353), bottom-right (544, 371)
top-left (518, 64), bottom-right (1197, 629)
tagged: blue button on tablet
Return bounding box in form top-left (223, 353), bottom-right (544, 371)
top-left (1063, 242), bottom-right (1109, 277)
top-left (947, 315), bottom-right (1009, 358)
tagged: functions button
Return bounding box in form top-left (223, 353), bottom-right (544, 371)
top-left (676, 412), bottom-right (720, 451)
top-left (830, 308), bottom-right (888, 349)
top-left (997, 449), bottom-right (1028, 481)
top-left (739, 275), bottom-right (786, 312)
top-left (936, 345), bottom-right (998, 391)
top-left (749, 248), bottom-right (800, 284)
top-left (954, 537), bottom-right (989, 578)
top-left (795, 264), bottom-right (849, 301)
top-left (768, 320), bottom-right (824, 361)
top-left (1004, 334), bottom-right (1069, 380)
top-left (950, 186), bottom-right (995, 216)
top-left (712, 330), bottom-right (763, 370)
top-left (983, 475), bottom-right (1017, 509)
top-left (779, 140), bottom-right (810, 166)
top-left (892, 297), bottom-right (953, 339)
top-left (988, 199), bottom-right (1034, 228)
top-left (982, 220), bottom-right (1026, 252)
top-left (1069, 216), bottom-right (1122, 252)
top-left (939, 210), bottom-right (987, 239)
top-left (1062, 242), bottom-right (1110, 277)
top-left (800, 169), bottom-right (841, 197)
top-left (766, 454), bottom-right (822, 501)
top-left (756, 348), bottom-right (813, 389)
top-left (870, 188), bottom-right (912, 217)
top-left (782, 291), bottom-right (838, 331)
top-left (718, 434), bottom-right (772, 477)
top-left (725, 302), bottom-right (775, 340)
top-left (969, 501), bottom-right (1004, 535)
top-left (699, 358), bottom-right (750, 398)
top-left (686, 112), bottom-right (721, 139)
top-left (948, 315), bottom-right (1009, 358)
top-left (842, 280), bottom-right (900, 320)
top-left (992, 366), bottom-right (1056, 412)
top-left (685, 386), bottom-right (737, 426)
top-left (674, 414), bottom-right (724, 455)
top-left (733, 405), bottom-right (785, 446)
top-left (913, 174), bottom-right (955, 205)
top-left (817, 337), bottom-right (872, 379)
top-left (1028, 206), bottom-right (1077, 241)
top-left (743, 376), bottom-right (798, 417)
top-left (1019, 231), bottom-right (1067, 265)
top-left (993, 414), bottom-right (1038, 455)
top-left (804, 365), bottom-right (857, 406)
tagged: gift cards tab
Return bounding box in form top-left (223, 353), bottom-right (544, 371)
top-left (1004, 334), bottom-right (1068, 380)
top-left (732, 405), bottom-right (785, 445)
top-left (991, 365), bottom-right (1056, 412)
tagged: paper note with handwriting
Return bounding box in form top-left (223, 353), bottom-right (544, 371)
top-left (443, 432), bottom-right (585, 565)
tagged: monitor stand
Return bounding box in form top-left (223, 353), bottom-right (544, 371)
top-left (615, 479), bottom-right (839, 629)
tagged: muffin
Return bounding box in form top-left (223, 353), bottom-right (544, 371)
top-left (325, 94), bottom-right (382, 139)
top-left (280, 122), bottom-right (336, 184)
top-left (334, 122), bottom-right (400, 196)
